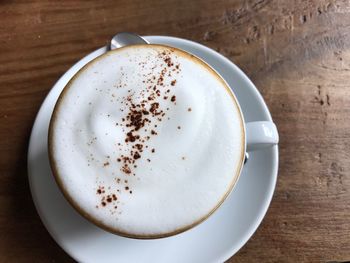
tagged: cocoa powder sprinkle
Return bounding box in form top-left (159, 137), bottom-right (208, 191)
top-left (95, 52), bottom-right (182, 200)
top-left (134, 152), bottom-right (141, 160)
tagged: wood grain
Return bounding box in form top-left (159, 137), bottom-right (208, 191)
top-left (0, 0), bottom-right (349, 262)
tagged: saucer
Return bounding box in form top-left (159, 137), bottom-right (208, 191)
top-left (28, 36), bottom-right (278, 262)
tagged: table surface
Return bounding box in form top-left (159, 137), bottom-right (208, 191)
top-left (1, 0), bottom-right (349, 262)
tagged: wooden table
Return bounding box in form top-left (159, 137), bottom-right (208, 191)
top-left (1, 1), bottom-right (349, 262)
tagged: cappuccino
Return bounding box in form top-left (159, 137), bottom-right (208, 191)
top-left (49, 45), bottom-right (245, 238)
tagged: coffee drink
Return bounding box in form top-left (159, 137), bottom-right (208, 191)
top-left (49, 45), bottom-right (245, 238)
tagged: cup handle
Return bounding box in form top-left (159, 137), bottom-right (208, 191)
top-left (246, 121), bottom-right (279, 152)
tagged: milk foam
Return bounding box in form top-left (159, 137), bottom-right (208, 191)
top-left (50, 45), bottom-right (244, 237)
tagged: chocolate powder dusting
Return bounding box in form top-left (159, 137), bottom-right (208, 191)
top-left (121, 165), bottom-right (131, 174)
top-left (93, 52), bottom-right (182, 210)
top-left (97, 185), bottom-right (119, 209)
top-left (149, 102), bottom-right (160, 114)
top-left (164, 57), bottom-right (173, 67)
top-left (125, 131), bottom-right (136, 142)
top-left (105, 49), bottom-right (182, 199)
top-left (96, 186), bottom-right (105, 195)
top-left (135, 144), bottom-right (143, 151)
top-left (134, 152), bottom-right (141, 159)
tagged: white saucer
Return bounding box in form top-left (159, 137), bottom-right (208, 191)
top-left (28, 36), bottom-right (278, 263)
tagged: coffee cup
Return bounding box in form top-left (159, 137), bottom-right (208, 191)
top-left (48, 44), bottom-right (278, 239)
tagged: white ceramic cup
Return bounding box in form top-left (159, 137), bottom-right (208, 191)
top-left (48, 44), bottom-right (279, 239)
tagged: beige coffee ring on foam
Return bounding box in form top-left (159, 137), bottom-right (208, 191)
top-left (48, 44), bottom-right (245, 239)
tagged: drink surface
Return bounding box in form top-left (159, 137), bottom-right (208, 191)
top-left (49, 45), bottom-right (245, 237)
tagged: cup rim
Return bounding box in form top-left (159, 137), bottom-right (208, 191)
top-left (48, 43), bottom-right (246, 239)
